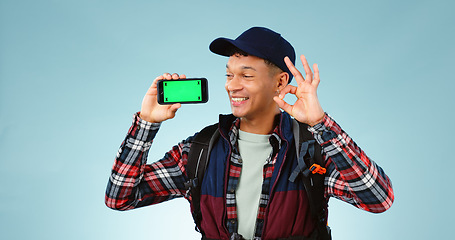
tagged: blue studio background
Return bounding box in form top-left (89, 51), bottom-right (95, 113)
top-left (1, 0), bottom-right (454, 239)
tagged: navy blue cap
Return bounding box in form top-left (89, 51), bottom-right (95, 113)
top-left (209, 27), bottom-right (296, 82)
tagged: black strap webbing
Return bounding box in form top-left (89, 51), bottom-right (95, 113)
top-left (291, 119), bottom-right (331, 240)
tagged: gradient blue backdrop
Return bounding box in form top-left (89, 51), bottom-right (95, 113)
top-left (1, 0), bottom-right (454, 239)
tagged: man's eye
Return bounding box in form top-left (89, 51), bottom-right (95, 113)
top-left (225, 74), bottom-right (233, 78)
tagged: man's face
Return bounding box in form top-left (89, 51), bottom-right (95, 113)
top-left (225, 54), bottom-right (281, 121)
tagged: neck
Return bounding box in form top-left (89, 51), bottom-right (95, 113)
top-left (239, 109), bottom-right (281, 135)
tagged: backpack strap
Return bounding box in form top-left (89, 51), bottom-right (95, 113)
top-left (290, 119), bottom-right (331, 240)
top-left (185, 123), bottom-right (220, 233)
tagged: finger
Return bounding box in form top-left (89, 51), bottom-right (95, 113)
top-left (147, 75), bottom-right (165, 95)
top-left (313, 63), bottom-right (320, 86)
top-left (167, 103), bottom-right (182, 119)
top-left (172, 73), bottom-right (179, 80)
top-left (152, 75), bottom-right (164, 86)
top-left (180, 74), bottom-right (187, 79)
top-left (278, 84), bottom-right (297, 99)
top-left (163, 73), bottom-right (172, 80)
top-left (155, 75), bottom-right (165, 81)
top-left (284, 56), bottom-right (305, 85)
top-left (169, 103), bottom-right (181, 112)
top-left (300, 55), bottom-right (313, 83)
top-left (273, 96), bottom-right (294, 115)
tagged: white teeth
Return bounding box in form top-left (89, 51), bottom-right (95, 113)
top-left (232, 97), bottom-right (248, 102)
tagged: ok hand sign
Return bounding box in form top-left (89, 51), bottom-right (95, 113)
top-left (273, 55), bottom-right (325, 126)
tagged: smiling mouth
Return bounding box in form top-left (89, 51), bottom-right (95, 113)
top-left (232, 97), bottom-right (249, 102)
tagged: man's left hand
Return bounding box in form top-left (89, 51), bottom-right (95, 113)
top-left (273, 55), bottom-right (325, 126)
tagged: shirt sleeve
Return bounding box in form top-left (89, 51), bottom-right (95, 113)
top-left (105, 112), bottom-right (193, 210)
top-left (308, 114), bottom-right (394, 213)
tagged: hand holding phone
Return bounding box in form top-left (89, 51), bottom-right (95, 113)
top-left (157, 78), bottom-right (209, 104)
top-left (140, 73), bottom-right (187, 123)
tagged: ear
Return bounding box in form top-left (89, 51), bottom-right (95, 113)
top-left (276, 72), bottom-right (289, 91)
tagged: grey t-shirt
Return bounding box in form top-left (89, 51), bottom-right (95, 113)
top-left (236, 130), bottom-right (273, 239)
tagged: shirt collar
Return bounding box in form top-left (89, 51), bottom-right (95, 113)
top-left (227, 115), bottom-right (283, 156)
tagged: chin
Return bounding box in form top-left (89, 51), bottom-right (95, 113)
top-left (230, 108), bottom-right (247, 118)
top-left (231, 111), bottom-right (244, 118)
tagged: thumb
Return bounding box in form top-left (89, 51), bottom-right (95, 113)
top-left (169, 103), bottom-right (181, 114)
top-left (166, 103), bottom-right (181, 119)
top-left (169, 103), bottom-right (181, 112)
top-left (273, 96), bottom-right (293, 115)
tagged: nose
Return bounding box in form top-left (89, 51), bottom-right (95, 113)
top-left (226, 76), bottom-right (242, 92)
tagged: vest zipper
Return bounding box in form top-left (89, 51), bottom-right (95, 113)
top-left (261, 137), bottom-right (290, 237)
top-left (219, 130), bottom-right (231, 238)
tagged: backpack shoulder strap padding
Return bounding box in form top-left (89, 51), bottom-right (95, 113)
top-left (186, 123), bottom-right (219, 188)
top-left (185, 123), bottom-right (220, 233)
top-left (291, 119), bottom-right (331, 240)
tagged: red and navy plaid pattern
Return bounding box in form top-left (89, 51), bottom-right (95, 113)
top-left (106, 112), bottom-right (394, 239)
top-left (309, 115), bottom-right (394, 212)
top-left (105, 113), bottom-right (190, 210)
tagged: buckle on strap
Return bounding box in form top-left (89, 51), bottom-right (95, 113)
top-left (184, 178), bottom-right (199, 198)
top-left (310, 164), bottom-right (326, 175)
top-left (289, 141), bottom-right (315, 182)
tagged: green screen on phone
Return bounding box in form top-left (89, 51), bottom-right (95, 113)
top-left (163, 79), bottom-right (203, 103)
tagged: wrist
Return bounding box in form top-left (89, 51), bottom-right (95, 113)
top-left (138, 112), bottom-right (159, 123)
top-left (308, 112), bottom-right (325, 127)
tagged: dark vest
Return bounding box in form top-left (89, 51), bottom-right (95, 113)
top-left (195, 112), bottom-right (323, 240)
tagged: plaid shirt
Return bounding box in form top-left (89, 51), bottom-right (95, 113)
top-left (106, 112), bottom-right (394, 239)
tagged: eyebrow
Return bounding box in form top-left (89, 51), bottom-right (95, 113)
top-left (225, 64), bottom-right (257, 71)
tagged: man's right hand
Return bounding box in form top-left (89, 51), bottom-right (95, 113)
top-left (139, 73), bottom-right (186, 123)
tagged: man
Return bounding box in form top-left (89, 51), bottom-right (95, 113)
top-left (105, 27), bottom-right (394, 240)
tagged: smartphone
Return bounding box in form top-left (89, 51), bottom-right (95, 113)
top-left (157, 78), bottom-right (209, 104)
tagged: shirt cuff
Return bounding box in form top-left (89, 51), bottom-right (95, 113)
top-left (134, 112), bottom-right (161, 130)
top-left (128, 112), bottom-right (161, 142)
top-left (307, 113), bottom-right (338, 143)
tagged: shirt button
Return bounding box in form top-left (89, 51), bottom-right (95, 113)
top-left (238, 159), bottom-right (243, 163)
top-left (137, 125), bottom-right (141, 130)
top-left (229, 189), bottom-right (235, 193)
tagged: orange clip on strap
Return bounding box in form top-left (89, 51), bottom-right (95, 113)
top-left (310, 164), bottom-right (326, 175)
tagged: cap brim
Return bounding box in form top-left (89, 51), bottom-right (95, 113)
top-left (209, 37), bottom-right (268, 60)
